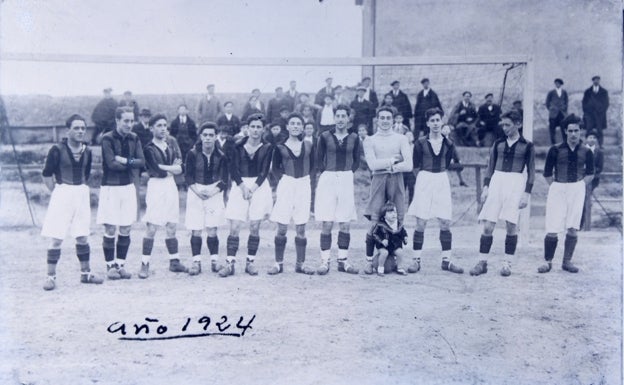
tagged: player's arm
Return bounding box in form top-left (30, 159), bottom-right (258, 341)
top-left (228, 145), bottom-right (243, 187)
top-left (412, 140), bottom-right (421, 177)
top-left (481, 143), bottom-right (498, 201)
top-left (447, 143), bottom-right (464, 171)
top-left (271, 146), bottom-right (285, 181)
top-left (316, 134), bottom-right (326, 173)
top-left (583, 149), bottom-right (595, 185)
top-left (393, 135), bottom-right (413, 173)
top-left (213, 152), bottom-right (229, 195)
top-left (543, 146), bottom-right (557, 186)
top-left (351, 135), bottom-right (361, 172)
top-left (363, 138), bottom-right (394, 171)
top-left (253, 145), bottom-right (272, 192)
top-left (85, 148), bottom-right (92, 182)
top-left (144, 147), bottom-right (169, 178)
top-left (41, 145), bottom-right (60, 192)
top-left (130, 138), bottom-right (146, 169)
top-left (102, 137), bottom-right (128, 171)
top-left (185, 151), bottom-right (203, 199)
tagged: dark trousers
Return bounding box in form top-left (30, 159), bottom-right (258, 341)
top-left (548, 113), bottom-right (565, 144)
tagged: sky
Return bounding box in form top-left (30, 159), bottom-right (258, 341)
top-left (0, 0), bottom-right (363, 96)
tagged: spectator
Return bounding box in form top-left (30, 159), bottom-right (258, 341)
top-left (295, 93), bottom-right (321, 115)
top-left (393, 112), bottom-right (415, 205)
top-left (448, 91), bottom-right (479, 146)
top-left (267, 87), bottom-right (291, 125)
top-left (582, 75), bottom-right (609, 147)
top-left (91, 87), bottom-right (118, 144)
top-left (385, 80), bottom-right (412, 128)
top-left (277, 107), bottom-right (291, 130)
top-left (132, 108), bottom-right (153, 148)
top-left (196, 84), bottom-right (222, 124)
top-left (317, 95), bottom-right (336, 135)
top-left (315, 77), bottom-right (335, 106)
top-left (477, 93), bottom-right (502, 147)
top-left (216, 101), bottom-right (242, 136)
top-left (351, 86), bottom-right (375, 135)
top-left (356, 123), bottom-right (369, 170)
top-left (413, 78), bottom-right (443, 139)
top-left (333, 85), bottom-right (350, 107)
top-left (301, 104), bottom-right (316, 127)
top-left (169, 104), bottom-right (198, 163)
top-left (241, 89), bottom-right (265, 122)
top-left (118, 90), bottom-right (140, 120)
top-left (581, 130), bottom-right (604, 228)
top-left (284, 80), bottom-right (299, 112)
top-left (360, 76), bottom-right (379, 107)
top-left (512, 100), bottom-right (524, 136)
top-left (545, 78), bottom-right (568, 144)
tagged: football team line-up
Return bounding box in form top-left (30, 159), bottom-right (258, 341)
top-left (40, 77), bottom-right (600, 291)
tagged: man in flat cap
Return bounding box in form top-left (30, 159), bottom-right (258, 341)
top-left (351, 86), bottom-right (375, 135)
top-left (477, 93), bottom-right (502, 147)
top-left (385, 80), bottom-right (412, 131)
top-left (91, 88), bottom-right (117, 144)
top-left (545, 78), bottom-right (568, 144)
top-left (196, 84), bottom-right (222, 125)
top-left (267, 87), bottom-right (291, 125)
top-left (315, 77), bottom-right (335, 106)
top-left (360, 76), bottom-right (379, 108)
top-left (413, 78), bottom-right (443, 140)
top-left (132, 108), bottom-right (153, 148)
top-left (118, 90), bottom-right (140, 121)
top-left (582, 76), bottom-right (609, 147)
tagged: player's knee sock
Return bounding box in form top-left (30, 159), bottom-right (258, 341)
top-left (365, 233), bottom-right (374, 262)
top-left (103, 235), bottom-right (115, 266)
top-left (141, 238), bottom-right (154, 264)
top-left (207, 236), bottom-right (219, 261)
top-left (247, 235), bottom-right (260, 262)
top-left (504, 235), bottom-right (518, 257)
top-left (320, 233), bottom-right (331, 263)
top-left (295, 236), bottom-right (307, 264)
top-left (190, 235), bottom-right (202, 261)
top-left (544, 235), bottom-right (558, 262)
top-left (226, 236), bottom-right (239, 261)
top-left (413, 230), bottom-right (424, 260)
top-left (165, 238), bottom-right (179, 260)
top-left (337, 231), bottom-right (350, 262)
top-left (479, 234), bottom-right (493, 259)
top-left (115, 235), bottom-right (130, 266)
top-left (563, 234), bottom-right (577, 263)
top-left (274, 235), bottom-right (287, 263)
top-left (439, 230), bottom-right (452, 260)
top-left (46, 248), bottom-right (61, 276)
top-left (76, 243), bottom-right (90, 272)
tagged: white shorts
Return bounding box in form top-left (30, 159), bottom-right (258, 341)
top-left (96, 184), bottom-right (137, 226)
top-left (270, 175), bottom-right (311, 225)
top-left (478, 171), bottom-right (526, 225)
top-left (407, 171), bottom-right (452, 220)
top-left (314, 171), bottom-right (357, 222)
top-left (142, 175), bottom-right (179, 226)
top-left (185, 183), bottom-right (226, 230)
top-left (41, 184), bottom-right (91, 239)
top-left (545, 181), bottom-right (586, 233)
top-left (224, 178), bottom-right (273, 222)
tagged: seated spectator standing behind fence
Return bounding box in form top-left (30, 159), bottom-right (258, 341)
top-left (545, 78), bottom-right (568, 144)
top-left (91, 87), bottom-right (117, 144)
top-left (216, 101), bottom-right (241, 137)
top-left (386, 80), bottom-right (413, 131)
top-left (413, 78), bottom-right (443, 139)
top-left (477, 93), bottom-right (502, 147)
top-left (267, 87), bottom-right (291, 126)
top-left (317, 95), bottom-right (336, 135)
top-left (582, 76), bottom-right (609, 147)
top-left (580, 130), bottom-right (603, 229)
top-left (118, 90), bottom-right (140, 121)
top-left (196, 84), bottom-right (221, 125)
top-left (169, 104), bottom-right (197, 167)
top-left (241, 89), bottom-right (265, 122)
top-left (132, 109), bottom-right (153, 148)
top-left (351, 86), bottom-right (375, 136)
top-left (449, 91), bottom-right (478, 146)
top-left (315, 77), bottom-right (335, 106)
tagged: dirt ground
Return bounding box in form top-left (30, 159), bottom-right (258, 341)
top-left (0, 201), bottom-right (621, 385)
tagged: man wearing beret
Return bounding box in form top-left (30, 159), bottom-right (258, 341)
top-left (413, 78), bottom-right (443, 140)
top-left (385, 80), bottom-right (413, 131)
top-left (545, 78), bottom-right (568, 144)
top-left (582, 76), bottom-right (609, 147)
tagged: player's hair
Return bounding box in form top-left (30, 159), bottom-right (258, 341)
top-left (462, 91), bottom-right (472, 97)
top-left (247, 113), bottom-right (265, 126)
top-left (357, 123), bottom-right (368, 131)
top-left (425, 107), bottom-right (444, 121)
top-left (199, 121), bottom-right (217, 134)
top-left (586, 130), bottom-right (598, 138)
top-left (334, 104), bottom-right (350, 116)
top-left (148, 113), bottom-right (168, 127)
top-left (500, 111), bottom-right (522, 124)
top-left (561, 114), bottom-right (583, 130)
top-left (115, 106), bottom-right (135, 119)
top-left (376, 106), bottom-right (394, 117)
top-left (380, 201), bottom-right (397, 219)
top-left (177, 103), bottom-right (188, 110)
top-left (65, 114), bottom-right (86, 128)
top-left (287, 112), bottom-right (304, 125)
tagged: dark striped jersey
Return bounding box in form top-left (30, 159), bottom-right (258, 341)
top-left (143, 137), bottom-right (182, 178)
top-left (412, 136), bottom-right (460, 173)
top-left (184, 144), bottom-right (228, 190)
top-left (272, 140), bottom-right (314, 179)
top-left (101, 130), bottom-right (145, 186)
top-left (544, 142), bottom-right (594, 183)
top-left (42, 138), bottom-right (92, 185)
top-left (483, 137), bottom-right (536, 193)
top-left (316, 129), bottom-right (360, 173)
top-left (228, 137), bottom-right (272, 186)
